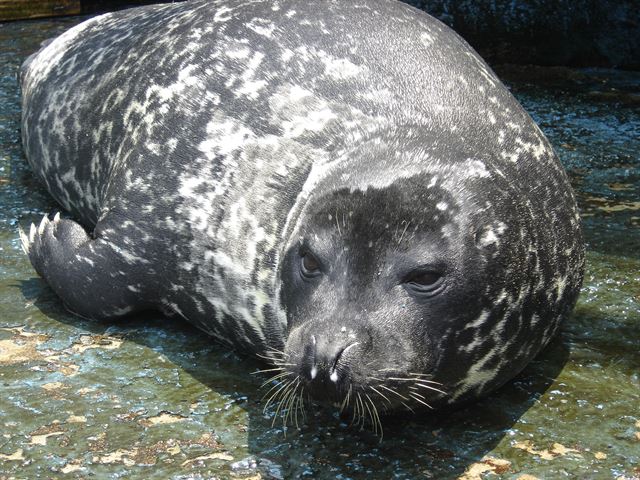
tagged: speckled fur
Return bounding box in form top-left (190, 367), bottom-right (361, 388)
top-left (20, 0), bottom-right (584, 407)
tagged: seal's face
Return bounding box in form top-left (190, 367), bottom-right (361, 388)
top-left (279, 174), bottom-right (491, 412)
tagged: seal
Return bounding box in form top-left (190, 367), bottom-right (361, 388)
top-left (19, 0), bottom-right (584, 421)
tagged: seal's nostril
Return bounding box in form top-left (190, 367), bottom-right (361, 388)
top-left (313, 340), bottom-right (361, 385)
top-left (342, 342), bottom-right (360, 356)
top-left (327, 341), bottom-right (360, 384)
top-left (330, 341), bottom-right (360, 374)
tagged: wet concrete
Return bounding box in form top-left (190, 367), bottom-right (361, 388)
top-left (1, 15), bottom-right (639, 480)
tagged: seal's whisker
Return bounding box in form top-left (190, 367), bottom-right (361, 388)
top-left (257, 350), bottom-right (278, 358)
top-left (414, 380), bottom-right (444, 386)
top-left (293, 385), bottom-right (305, 428)
top-left (281, 378), bottom-right (299, 414)
top-left (267, 369), bottom-right (291, 378)
top-left (360, 396), bottom-right (368, 431)
top-left (256, 352), bottom-right (279, 362)
top-left (414, 383), bottom-right (447, 395)
top-left (291, 390), bottom-right (301, 429)
top-left (268, 370), bottom-right (292, 379)
top-left (351, 391), bottom-right (366, 428)
top-left (262, 380), bottom-right (292, 400)
top-left (371, 407), bottom-right (381, 437)
top-left (370, 399), bottom-right (384, 440)
top-left (378, 384), bottom-right (409, 401)
top-left (369, 385), bottom-right (392, 406)
top-left (261, 355), bottom-right (285, 364)
top-left (262, 377), bottom-right (295, 409)
top-left (340, 384), bottom-right (352, 413)
top-left (262, 382), bottom-right (289, 413)
top-left (252, 366), bottom-right (286, 374)
top-left (290, 381), bottom-right (302, 428)
top-left (356, 393), bottom-right (366, 430)
top-left (349, 389), bottom-right (360, 426)
top-left (407, 388), bottom-right (426, 399)
top-left (409, 393), bottom-right (433, 409)
top-left (363, 394), bottom-right (376, 435)
top-left (265, 347), bottom-right (288, 356)
top-left (262, 378), bottom-right (288, 403)
top-left (401, 402), bottom-right (415, 414)
top-left (260, 371), bottom-right (292, 388)
top-left (255, 350), bottom-right (292, 365)
top-left (282, 378), bottom-right (301, 422)
top-left (366, 393), bottom-right (384, 439)
top-left (300, 386), bottom-right (311, 420)
top-left (298, 388), bottom-right (307, 421)
top-left (408, 373), bottom-right (443, 384)
top-left (387, 376), bottom-right (426, 382)
top-left (283, 379), bottom-right (301, 428)
top-left (272, 378), bottom-right (299, 427)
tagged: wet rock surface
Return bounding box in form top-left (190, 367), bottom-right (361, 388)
top-left (1, 15), bottom-right (639, 480)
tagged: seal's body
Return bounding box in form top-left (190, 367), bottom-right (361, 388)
top-left (20, 0), bottom-right (584, 413)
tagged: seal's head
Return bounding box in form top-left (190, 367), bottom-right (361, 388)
top-left (274, 133), bottom-right (583, 416)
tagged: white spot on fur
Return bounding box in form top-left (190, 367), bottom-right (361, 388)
top-left (319, 54), bottom-right (361, 79)
top-left (213, 6), bottom-right (232, 22)
top-left (465, 159), bottom-right (490, 178)
top-left (419, 32), bottom-right (435, 46)
top-left (477, 229), bottom-right (498, 247)
top-left (247, 21), bottom-right (275, 37)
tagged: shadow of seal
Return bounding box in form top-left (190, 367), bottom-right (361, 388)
top-left (18, 0), bottom-right (584, 421)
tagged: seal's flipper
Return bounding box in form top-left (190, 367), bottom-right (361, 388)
top-left (19, 213), bottom-right (150, 320)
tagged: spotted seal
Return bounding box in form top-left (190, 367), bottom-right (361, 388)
top-left (19, 0), bottom-right (584, 418)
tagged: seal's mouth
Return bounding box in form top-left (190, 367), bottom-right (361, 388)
top-left (256, 344), bottom-right (447, 433)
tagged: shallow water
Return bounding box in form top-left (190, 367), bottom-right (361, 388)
top-left (1, 16), bottom-right (639, 480)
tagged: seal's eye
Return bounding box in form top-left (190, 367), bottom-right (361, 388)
top-left (300, 251), bottom-right (322, 279)
top-left (404, 270), bottom-right (443, 295)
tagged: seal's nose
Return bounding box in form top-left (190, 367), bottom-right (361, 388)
top-left (300, 335), bottom-right (359, 394)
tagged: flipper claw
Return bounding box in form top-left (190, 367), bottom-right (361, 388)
top-left (18, 224), bottom-right (30, 254)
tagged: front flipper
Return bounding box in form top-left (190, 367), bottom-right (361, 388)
top-left (19, 213), bottom-right (151, 320)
